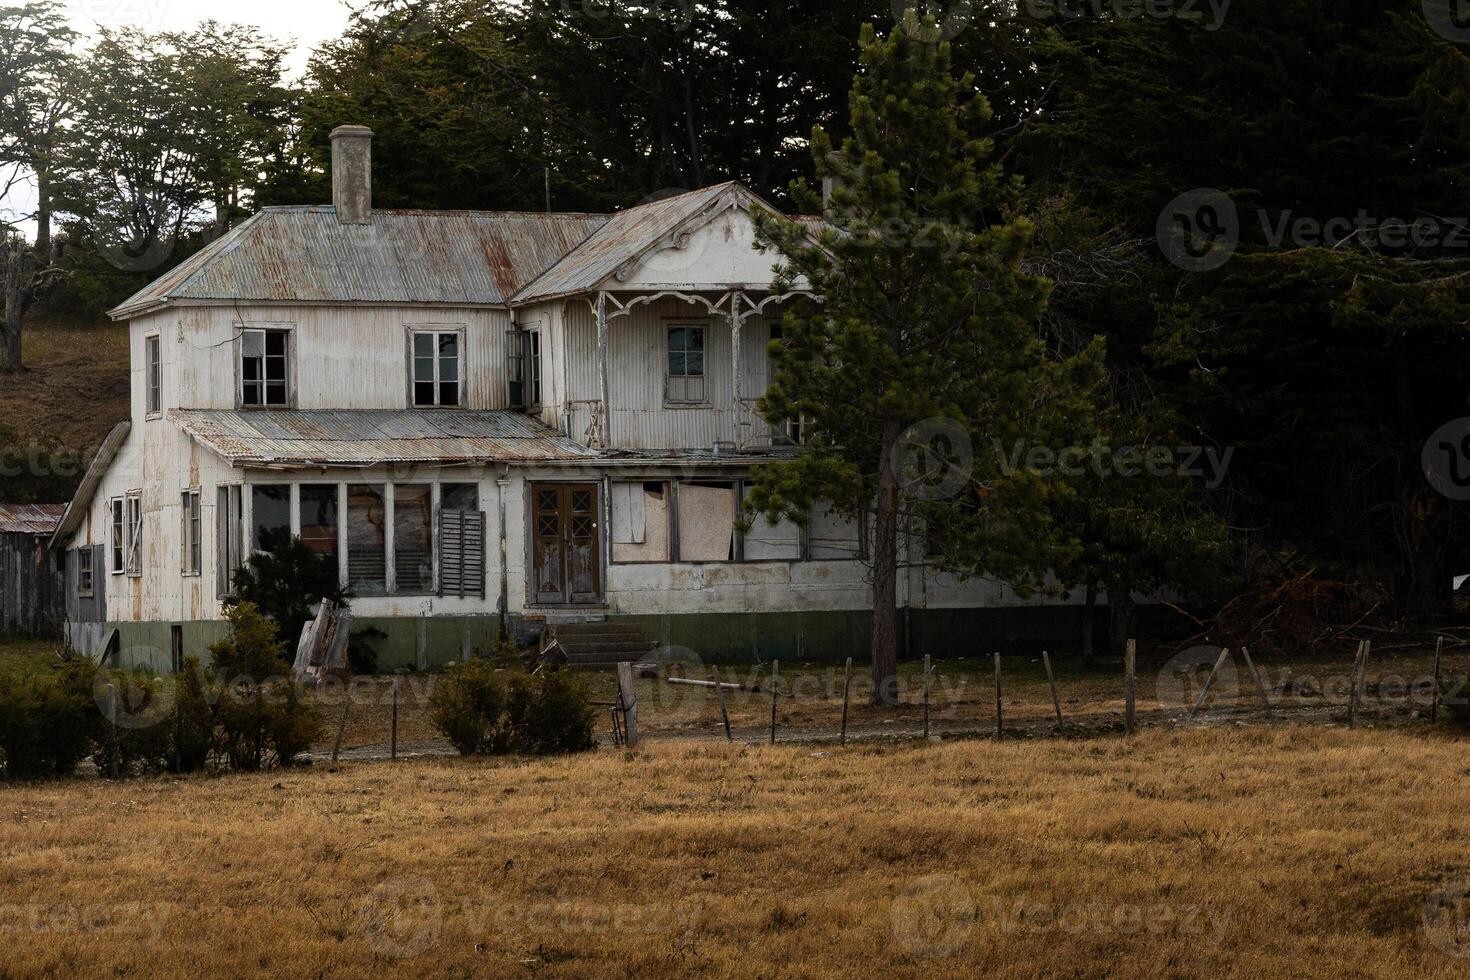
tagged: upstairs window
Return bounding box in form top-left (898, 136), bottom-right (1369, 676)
top-left (180, 489), bottom-right (201, 576)
top-left (666, 324), bottom-right (707, 404)
top-left (411, 330), bottom-right (461, 408)
top-left (241, 328), bottom-right (290, 408)
top-left (506, 329), bottom-right (541, 411)
top-left (125, 493), bottom-right (142, 578)
top-left (145, 335), bottom-right (161, 416)
top-left (110, 498), bottom-right (125, 575)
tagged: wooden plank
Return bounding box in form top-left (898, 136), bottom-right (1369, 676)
top-left (1043, 651), bottom-right (1064, 734)
top-left (1432, 635), bottom-right (1444, 724)
top-left (1125, 639), bottom-right (1137, 734)
top-left (1240, 645), bottom-right (1273, 718)
top-left (769, 660), bottom-right (780, 745)
top-left (617, 662), bottom-right (640, 747)
top-left (841, 657), bottom-right (853, 747)
top-left (1348, 640), bottom-right (1370, 729)
top-left (994, 652), bottom-right (1003, 740)
top-left (923, 655), bottom-right (931, 739)
top-left (1189, 648), bottom-right (1232, 720)
top-left (713, 665), bottom-right (733, 743)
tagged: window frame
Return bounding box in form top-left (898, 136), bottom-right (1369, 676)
top-left (77, 549), bottom-right (94, 597)
top-left (144, 333), bottom-right (161, 418)
top-left (180, 488), bottom-right (202, 577)
top-left (237, 324), bottom-right (295, 410)
top-left (124, 491), bottom-right (142, 579)
top-left (524, 329), bottom-right (543, 411)
top-left (109, 497), bottom-right (125, 575)
top-left (406, 325), bottom-right (466, 409)
top-left (665, 321), bottom-right (710, 406)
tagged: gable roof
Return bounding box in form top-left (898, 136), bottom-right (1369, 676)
top-left (109, 208), bottom-right (610, 319)
top-left (170, 409), bottom-right (600, 468)
top-left (513, 182), bottom-right (790, 304)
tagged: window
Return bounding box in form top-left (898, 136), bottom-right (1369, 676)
top-left (612, 482), bottom-right (670, 563)
top-left (216, 485), bottom-right (244, 596)
top-left (251, 485), bottom-right (291, 553)
top-left (666, 324), bottom-right (707, 404)
top-left (145, 335), bottom-right (161, 416)
top-left (347, 485), bottom-right (387, 595)
top-left (180, 489), bottom-right (201, 576)
top-left (241, 328), bottom-right (289, 408)
top-left (125, 493), bottom-right (142, 578)
top-left (506, 329), bottom-right (541, 410)
top-left (78, 550), bottom-right (94, 597)
top-left (394, 485), bottom-right (434, 593)
top-left (810, 503), bottom-right (866, 561)
top-left (442, 483), bottom-right (479, 513)
top-left (110, 498), bottom-right (125, 574)
top-left (411, 330), bottom-right (461, 407)
top-left (300, 485), bottom-right (340, 567)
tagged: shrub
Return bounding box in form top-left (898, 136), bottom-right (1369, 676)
top-left (0, 663), bottom-right (99, 780)
top-left (228, 538), bottom-right (351, 650)
top-left (91, 672), bottom-right (173, 779)
top-left (209, 604), bottom-right (325, 771)
top-left (429, 661), bottom-right (596, 757)
top-left (170, 658), bottom-right (215, 773)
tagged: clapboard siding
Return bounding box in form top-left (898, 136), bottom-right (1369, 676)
top-left (0, 532), bottom-right (64, 638)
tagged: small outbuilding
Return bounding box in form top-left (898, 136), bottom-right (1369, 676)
top-left (0, 503), bottom-right (66, 638)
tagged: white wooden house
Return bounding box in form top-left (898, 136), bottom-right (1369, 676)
top-left (52, 126), bottom-right (1080, 671)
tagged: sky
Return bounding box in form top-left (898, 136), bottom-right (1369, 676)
top-left (2, 0), bottom-right (361, 238)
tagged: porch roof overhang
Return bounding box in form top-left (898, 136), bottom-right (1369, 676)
top-left (170, 409), bottom-right (602, 469)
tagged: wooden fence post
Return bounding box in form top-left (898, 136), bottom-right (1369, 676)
top-left (105, 682), bottom-right (119, 780)
top-left (713, 665), bottom-right (733, 743)
top-left (769, 660), bottom-right (780, 745)
top-left (1125, 640), bottom-right (1137, 735)
top-left (923, 655), bottom-right (932, 740)
top-left (1189, 648), bottom-right (1232, 721)
top-left (1043, 651), bottom-right (1063, 734)
top-left (994, 652), bottom-right (1003, 740)
top-left (332, 678), bottom-right (354, 763)
top-left (1432, 636), bottom-right (1444, 724)
top-left (841, 657), bottom-right (853, 747)
top-left (390, 676), bottom-right (400, 761)
top-left (1240, 646), bottom-right (1273, 718)
top-left (617, 662), bottom-right (640, 748)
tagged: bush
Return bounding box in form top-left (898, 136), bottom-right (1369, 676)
top-left (0, 663), bottom-right (99, 780)
top-left (209, 604), bottom-right (325, 771)
top-left (228, 538), bottom-right (351, 651)
top-left (429, 661), bottom-right (596, 757)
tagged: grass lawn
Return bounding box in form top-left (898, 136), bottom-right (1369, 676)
top-left (0, 319), bottom-right (130, 451)
top-left (2, 725), bottom-right (1468, 976)
top-left (0, 637), bottom-right (62, 683)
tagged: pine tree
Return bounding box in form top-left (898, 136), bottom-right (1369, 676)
top-left (750, 13), bottom-right (1104, 704)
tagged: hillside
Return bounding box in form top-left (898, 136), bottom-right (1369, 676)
top-left (0, 319), bottom-right (130, 502)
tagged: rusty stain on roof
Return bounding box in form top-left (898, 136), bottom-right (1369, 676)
top-left (171, 410), bottom-right (601, 468)
top-left (0, 503), bottom-right (66, 535)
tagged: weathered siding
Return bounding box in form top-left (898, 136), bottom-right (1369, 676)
top-left (0, 532), bottom-right (64, 637)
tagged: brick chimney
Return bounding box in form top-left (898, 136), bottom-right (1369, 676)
top-left (331, 125), bottom-right (374, 225)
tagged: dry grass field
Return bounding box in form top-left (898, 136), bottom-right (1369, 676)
top-left (2, 725), bottom-right (1470, 977)
top-left (0, 321), bottom-right (130, 452)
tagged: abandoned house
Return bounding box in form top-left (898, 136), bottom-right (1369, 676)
top-left (51, 126), bottom-right (1086, 671)
top-left (1, 503), bottom-right (66, 638)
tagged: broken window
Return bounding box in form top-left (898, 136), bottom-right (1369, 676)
top-left (612, 481), bottom-right (670, 563)
top-left (394, 484), bottom-right (434, 593)
top-left (251, 485), bottom-right (291, 554)
top-left (677, 481), bottom-right (736, 562)
top-left (110, 498), bottom-right (125, 575)
top-left (216, 485), bottom-right (244, 596)
top-left (300, 485), bottom-right (339, 567)
top-left (347, 485), bottom-right (387, 595)
top-left (145, 335), bottom-right (161, 416)
top-left (412, 331), bottom-right (461, 407)
top-left (666, 324), bottom-right (707, 404)
top-left (241, 328), bottom-right (289, 408)
top-left (180, 489), bottom-right (201, 576)
top-left (125, 493), bottom-right (142, 578)
top-left (741, 487), bottom-right (802, 561)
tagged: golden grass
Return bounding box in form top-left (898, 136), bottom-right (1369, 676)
top-left (3, 725), bottom-right (1469, 977)
top-left (0, 321), bottom-right (130, 450)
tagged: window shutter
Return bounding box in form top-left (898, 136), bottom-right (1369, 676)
top-left (439, 509), bottom-right (486, 599)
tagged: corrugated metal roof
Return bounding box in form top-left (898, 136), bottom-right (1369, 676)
top-left (171, 409), bottom-right (601, 467)
top-left (51, 420), bottom-right (131, 549)
top-left (0, 503), bottom-right (66, 535)
top-left (513, 183), bottom-right (744, 303)
top-left (110, 208), bottom-right (610, 319)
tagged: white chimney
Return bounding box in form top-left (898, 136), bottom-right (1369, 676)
top-left (331, 125), bottom-right (375, 225)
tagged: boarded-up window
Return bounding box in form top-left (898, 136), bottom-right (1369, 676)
top-left (741, 487), bottom-right (801, 561)
top-left (300, 485), bottom-right (339, 566)
top-left (251, 485), bottom-right (291, 553)
top-left (347, 485), bottom-right (387, 595)
top-left (810, 502), bottom-right (865, 560)
top-left (216, 486), bottom-right (243, 595)
top-left (394, 485), bottom-right (434, 593)
top-left (612, 482), bottom-right (670, 563)
top-left (677, 482), bottom-right (736, 562)
top-left (439, 509), bottom-right (486, 599)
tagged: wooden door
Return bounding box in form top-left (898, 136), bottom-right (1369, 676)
top-left (532, 484), bottom-right (602, 605)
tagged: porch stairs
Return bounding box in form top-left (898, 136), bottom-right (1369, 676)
top-left (546, 620), bottom-right (659, 670)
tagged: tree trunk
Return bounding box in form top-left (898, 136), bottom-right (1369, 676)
top-left (35, 167), bottom-right (51, 257)
top-left (1107, 577), bottom-right (1136, 653)
top-left (1, 244), bottom-right (36, 374)
top-left (870, 421), bottom-right (902, 706)
top-left (1080, 579), bottom-right (1097, 663)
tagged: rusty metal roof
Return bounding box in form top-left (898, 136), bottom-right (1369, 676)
top-left (110, 208), bottom-right (610, 319)
top-left (0, 503), bottom-right (66, 535)
top-left (514, 183), bottom-right (756, 304)
top-left (171, 410), bottom-right (601, 468)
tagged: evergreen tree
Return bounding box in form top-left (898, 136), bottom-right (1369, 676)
top-left (750, 13), bottom-right (1104, 703)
